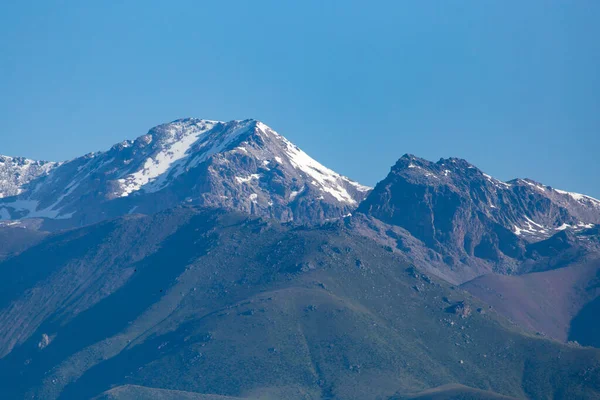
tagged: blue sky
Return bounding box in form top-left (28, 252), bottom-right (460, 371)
top-left (1, 1), bottom-right (599, 197)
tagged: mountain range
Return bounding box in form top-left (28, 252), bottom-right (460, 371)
top-left (0, 118), bottom-right (599, 399)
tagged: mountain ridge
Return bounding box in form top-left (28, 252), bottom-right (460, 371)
top-left (2, 121), bottom-right (598, 235)
top-left (355, 153), bottom-right (599, 283)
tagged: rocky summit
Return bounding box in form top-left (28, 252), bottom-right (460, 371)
top-left (355, 154), bottom-right (600, 283)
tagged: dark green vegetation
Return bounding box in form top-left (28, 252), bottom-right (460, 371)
top-left (0, 207), bottom-right (599, 399)
top-left (570, 293), bottom-right (600, 348)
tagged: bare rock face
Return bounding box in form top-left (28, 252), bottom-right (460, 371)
top-left (37, 333), bottom-right (51, 350)
top-left (446, 301), bottom-right (472, 319)
top-left (0, 119), bottom-right (370, 229)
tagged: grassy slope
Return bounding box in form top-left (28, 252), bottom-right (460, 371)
top-left (462, 259), bottom-right (600, 342)
top-left (0, 208), bottom-right (599, 399)
top-left (0, 226), bottom-right (47, 261)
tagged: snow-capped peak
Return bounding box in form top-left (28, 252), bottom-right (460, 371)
top-left (113, 118), bottom-right (370, 203)
top-left (0, 118), bottom-right (371, 227)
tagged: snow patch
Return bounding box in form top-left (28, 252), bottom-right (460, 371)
top-left (483, 173), bottom-right (511, 189)
top-left (289, 186), bottom-right (305, 201)
top-left (520, 179), bottom-right (547, 192)
top-left (256, 121), bottom-right (280, 137)
top-left (577, 222), bottom-right (594, 229)
top-left (513, 216), bottom-right (550, 237)
top-left (118, 121), bottom-right (218, 197)
top-left (554, 189), bottom-right (600, 206)
top-left (347, 180), bottom-right (371, 192)
top-left (235, 174), bottom-right (261, 184)
top-left (279, 136), bottom-right (366, 204)
top-left (0, 199), bottom-right (72, 220)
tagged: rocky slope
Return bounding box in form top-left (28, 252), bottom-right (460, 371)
top-left (462, 257), bottom-right (600, 344)
top-left (1, 207), bottom-right (599, 400)
top-left (0, 119), bottom-right (369, 229)
top-left (0, 156), bottom-right (57, 200)
top-left (356, 154), bottom-right (600, 283)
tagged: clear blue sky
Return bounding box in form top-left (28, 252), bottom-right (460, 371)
top-left (1, 1), bottom-right (599, 197)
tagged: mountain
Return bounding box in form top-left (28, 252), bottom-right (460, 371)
top-left (2, 124), bottom-right (600, 398)
top-left (351, 154), bottom-right (600, 349)
top-left (0, 156), bottom-right (57, 200)
top-left (1, 207), bottom-right (600, 400)
top-left (355, 154), bottom-right (600, 283)
top-left (0, 119), bottom-right (369, 229)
